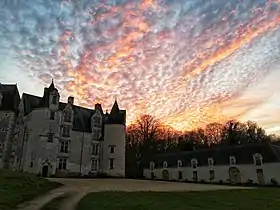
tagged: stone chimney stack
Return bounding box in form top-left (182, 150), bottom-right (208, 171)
top-left (95, 103), bottom-right (102, 110)
top-left (68, 96), bottom-right (74, 105)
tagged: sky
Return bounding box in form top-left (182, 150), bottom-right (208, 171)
top-left (1, 0), bottom-right (280, 134)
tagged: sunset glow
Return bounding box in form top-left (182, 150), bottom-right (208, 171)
top-left (1, 0), bottom-right (280, 133)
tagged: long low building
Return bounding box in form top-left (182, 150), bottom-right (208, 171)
top-left (143, 144), bottom-right (280, 185)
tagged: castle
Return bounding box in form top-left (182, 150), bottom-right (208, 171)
top-left (0, 81), bottom-right (126, 177)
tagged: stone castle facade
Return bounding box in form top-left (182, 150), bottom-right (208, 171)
top-left (0, 81), bottom-right (126, 177)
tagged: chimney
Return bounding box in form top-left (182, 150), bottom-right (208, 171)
top-left (95, 103), bottom-right (101, 110)
top-left (68, 96), bottom-right (74, 105)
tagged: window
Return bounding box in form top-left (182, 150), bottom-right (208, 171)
top-left (93, 129), bottom-right (101, 140)
top-left (109, 158), bottom-right (114, 170)
top-left (191, 159), bottom-right (198, 169)
top-left (92, 144), bottom-right (99, 156)
top-left (1, 128), bottom-right (5, 132)
top-left (64, 111), bottom-right (71, 122)
top-left (60, 141), bottom-right (69, 153)
top-left (109, 145), bottom-right (115, 154)
top-left (93, 117), bottom-right (101, 127)
top-left (163, 161), bottom-right (168, 168)
top-left (253, 153), bottom-right (263, 166)
top-left (177, 160), bottom-right (182, 168)
top-left (209, 170), bottom-right (215, 180)
top-left (48, 133), bottom-right (54, 142)
top-left (229, 156), bottom-right (236, 165)
top-left (208, 158), bottom-right (214, 167)
top-left (58, 158), bottom-right (67, 170)
top-left (30, 161), bottom-right (33, 168)
top-left (91, 159), bottom-right (98, 171)
top-left (52, 95), bottom-right (57, 104)
top-left (50, 111), bottom-right (55, 120)
top-left (150, 162), bottom-right (155, 171)
top-left (62, 125), bottom-right (70, 137)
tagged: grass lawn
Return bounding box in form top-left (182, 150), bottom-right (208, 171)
top-left (77, 188), bottom-right (280, 210)
top-left (0, 169), bottom-right (62, 210)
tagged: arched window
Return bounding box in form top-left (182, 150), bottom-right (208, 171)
top-left (253, 153), bottom-right (263, 166)
top-left (191, 159), bottom-right (198, 169)
top-left (177, 160), bottom-right (182, 168)
top-left (229, 156), bottom-right (236, 165)
top-left (163, 161), bottom-right (168, 169)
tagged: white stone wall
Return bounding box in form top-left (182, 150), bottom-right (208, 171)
top-left (19, 107), bottom-right (100, 176)
top-left (0, 111), bottom-right (16, 168)
top-left (143, 162), bottom-right (280, 185)
top-left (67, 131), bottom-right (95, 175)
top-left (21, 108), bottom-right (59, 175)
top-left (102, 124), bottom-right (126, 177)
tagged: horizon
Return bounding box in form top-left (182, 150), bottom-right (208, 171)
top-left (1, 0), bottom-right (280, 134)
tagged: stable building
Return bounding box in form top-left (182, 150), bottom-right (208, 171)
top-left (143, 144), bottom-right (280, 185)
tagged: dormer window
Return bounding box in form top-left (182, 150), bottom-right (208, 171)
top-left (93, 116), bottom-right (101, 127)
top-left (163, 161), bottom-right (168, 168)
top-left (64, 111), bottom-right (72, 122)
top-left (253, 153), bottom-right (263, 166)
top-left (62, 125), bottom-right (70, 137)
top-left (150, 161), bottom-right (155, 171)
top-left (93, 129), bottom-right (101, 140)
top-left (52, 95), bottom-right (57, 104)
top-left (177, 160), bottom-right (182, 168)
top-left (208, 158), bottom-right (214, 167)
top-left (229, 156), bottom-right (236, 165)
top-left (191, 159), bottom-right (198, 169)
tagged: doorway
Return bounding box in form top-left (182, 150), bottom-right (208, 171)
top-left (162, 170), bottom-right (169, 180)
top-left (193, 171), bottom-right (198, 182)
top-left (228, 167), bottom-right (241, 184)
top-left (256, 169), bottom-right (265, 185)
top-left (42, 165), bottom-right (49, 177)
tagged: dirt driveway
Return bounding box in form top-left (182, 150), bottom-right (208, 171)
top-left (18, 179), bottom-right (251, 210)
top-left (49, 178), bottom-right (250, 192)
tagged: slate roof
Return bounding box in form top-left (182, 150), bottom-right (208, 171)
top-left (0, 84), bottom-right (20, 112)
top-left (143, 144), bottom-right (280, 168)
top-left (22, 81), bottom-right (126, 133)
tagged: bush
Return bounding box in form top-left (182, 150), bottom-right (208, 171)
top-left (218, 180), bottom-right (223, 184)
top-left (271, 178), bottom-right (279, 186)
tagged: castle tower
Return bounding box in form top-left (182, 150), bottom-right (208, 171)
top-left (101, 99), bottom-right (126, 177)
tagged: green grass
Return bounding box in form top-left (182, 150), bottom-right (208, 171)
top-left (0, 169), bottom-right (62, 210)
top-left (77, 188), bottom-right (280, 210)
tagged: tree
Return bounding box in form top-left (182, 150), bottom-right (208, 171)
top-left (245, 121), bottom-right (267, 144)
top-left (204, 123), bottom-right (223, 145)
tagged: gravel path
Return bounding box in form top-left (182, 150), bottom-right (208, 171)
top-left (17, 178), bottom-right (252, 210)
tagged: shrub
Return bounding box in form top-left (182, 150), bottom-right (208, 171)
top-left (270, 178), bottom-right (279, 186)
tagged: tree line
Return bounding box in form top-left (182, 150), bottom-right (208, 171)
top-left (125, 114), bottom-right (280, 178)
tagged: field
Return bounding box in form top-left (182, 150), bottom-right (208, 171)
top-left (77, 188), bottom-right (280, 210)
top-left (0, 169), bottom-right (62, 210)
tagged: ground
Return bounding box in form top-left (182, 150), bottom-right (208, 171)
top-left (18, 178), bottom-right (249, 210)
top-left (0, 169), bottom-right (61, 210)
top-left (14, 178), bottom-right (279, 210)
top-left (77, 189), bottom-right (280, 210)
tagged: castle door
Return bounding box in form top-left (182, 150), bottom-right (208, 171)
top-left (162, 170), bottom-right (169, 180)
top-left (256, 169), bottom-right (265, 185)
top-left (42, 165), bottom-right (49, 177)
top-left (229, 167), bottom-right (241, 184)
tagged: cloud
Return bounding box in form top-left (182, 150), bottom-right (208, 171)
top-left (1, 0), bottom-right (280, 131)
